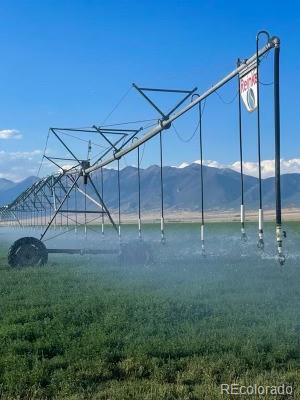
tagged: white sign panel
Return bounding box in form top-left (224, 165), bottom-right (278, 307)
top-left (239, 67), bottom-right (258, 112)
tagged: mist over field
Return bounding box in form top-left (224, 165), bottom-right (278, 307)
top-left (0, 222), bottom-right (299, 399)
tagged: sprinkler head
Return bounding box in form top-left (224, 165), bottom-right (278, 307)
top-left (278, 253), bottom-right (286, 266)
top-left (201, 242), bottom-right (206, 257)
top-left (241, 232), bottom-right (247, 242)
top-left (257, 238), bottom-right (264, 250)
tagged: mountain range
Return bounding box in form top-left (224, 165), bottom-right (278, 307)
top-left (1, 164), bottom-right (300, 211)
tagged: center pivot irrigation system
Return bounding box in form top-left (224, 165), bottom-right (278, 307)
top-left (0, 31), bottom-right (286, 266)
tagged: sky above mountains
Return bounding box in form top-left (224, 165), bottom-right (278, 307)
top-left (0, 0), bottom-right (299, 181)
top-left (177, 159), bottom-right (300, 179)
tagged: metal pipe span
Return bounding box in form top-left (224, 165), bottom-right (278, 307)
top-left (85, 37), bottom-right (278, 174)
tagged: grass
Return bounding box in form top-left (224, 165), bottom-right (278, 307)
top-left (0, 223), bottom-right (299, 399)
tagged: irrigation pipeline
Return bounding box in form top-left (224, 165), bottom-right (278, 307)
top-left (82, 36), bottom-right (284, 263)
top-left (1, 34), bottom-right (285, 266)
top-left (85, 38), bottom-right (277, 173)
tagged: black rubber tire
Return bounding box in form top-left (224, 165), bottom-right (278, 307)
top-left (120, 240), bottom-right (153, 266)
top-left (8, 237), bottom-right (48, 268)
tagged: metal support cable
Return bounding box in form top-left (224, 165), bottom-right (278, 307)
top-left (84, 180), bottom-right (87, 239)
top-left (273, 38), bottom-right (285, 265)
top-left (256, 32), bottom-right (269, 250)
top-left (173, 121), bottom-right (200, 143)
top-left (101, 167), bottom-right (104, 234)
top-left (173, 99), bottom-right (206, 143)
top-left (57, 129), bottom-right (105, 148)
top-left (101, 118), bottom-right (157, 128)
top-left (74, 182), bottom-right (78, 232)
top-left (139, 143), bottom-right (146, 166)
top-left (257, 74), bottom-right (263, 211)
top-left (237, 64), bottom-right (247, 242)
top-left (40, 174), bottom-right (80, 240)
top-left (51, 128), bottom-right (80, 163)
top-left (137, 146), bottom-right (142, 239)
top-left (199, 103), bottom-right (204, 225)
top-left (86, 175), bottom-right (117, 233)
top-left (117, 160), bottom-right (121, 238)
top-left (36, 130), bottom-right (50, 177)
top-left (101, 86), bottom-right (132, 126)
top-left (214, 89), bottom-right (238, 105)
top-left (60, 181), bottom-right (63, 228)
top-left (66, 176), bottom-right (69, 228)
top-left (192, 94), bottom-right (206, 256)
top-left (42, 226), bottom-right (78, 243)
top-left (198, 101), bottom-right (205, 256)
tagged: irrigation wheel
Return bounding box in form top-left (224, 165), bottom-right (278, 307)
top-left (8, 237), bottom-right (48, 267)
top-left (120, 240), bottom-right (153, 266)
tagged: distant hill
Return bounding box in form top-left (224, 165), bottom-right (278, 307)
top-left (0, 176), bottom-right (38, 206)
top-left (93, 164), bottom-right (300, 211)
top-left (0, 178), bottom-right (16, 192)
top-left (1, 165), bottom-right (300, 211)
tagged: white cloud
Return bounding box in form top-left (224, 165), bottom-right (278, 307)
top-left (203, 160), bottom-right (227, 169)
top-left (0, 150), bottom-right (46, 181)
top-left (2, 150), bottom-right (300, 182)
top-left (0, 150), bottom-right (43, 160)
top-left (0, 149), bottom-right (42, 159)
top-left (178, 162), bottom-right (190, 169)
top-left (0, 129), bottom-right (22, 139)
top-left (59, 164), bottom-right (79, 172)
top-left (175, 158), bottom-right (300, 178)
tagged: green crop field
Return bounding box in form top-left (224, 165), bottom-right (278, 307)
top-left (0, 223), bottom-right (299, 399)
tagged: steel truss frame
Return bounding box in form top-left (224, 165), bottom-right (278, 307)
top-left (0, 33), bottom-right (285, 264)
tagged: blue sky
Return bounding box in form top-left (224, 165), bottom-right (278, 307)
top-left (0, 0), bottom-right (299, 180)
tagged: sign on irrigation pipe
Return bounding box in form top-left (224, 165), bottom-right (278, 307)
top-left (240, 65), bottom-right (258, 112)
